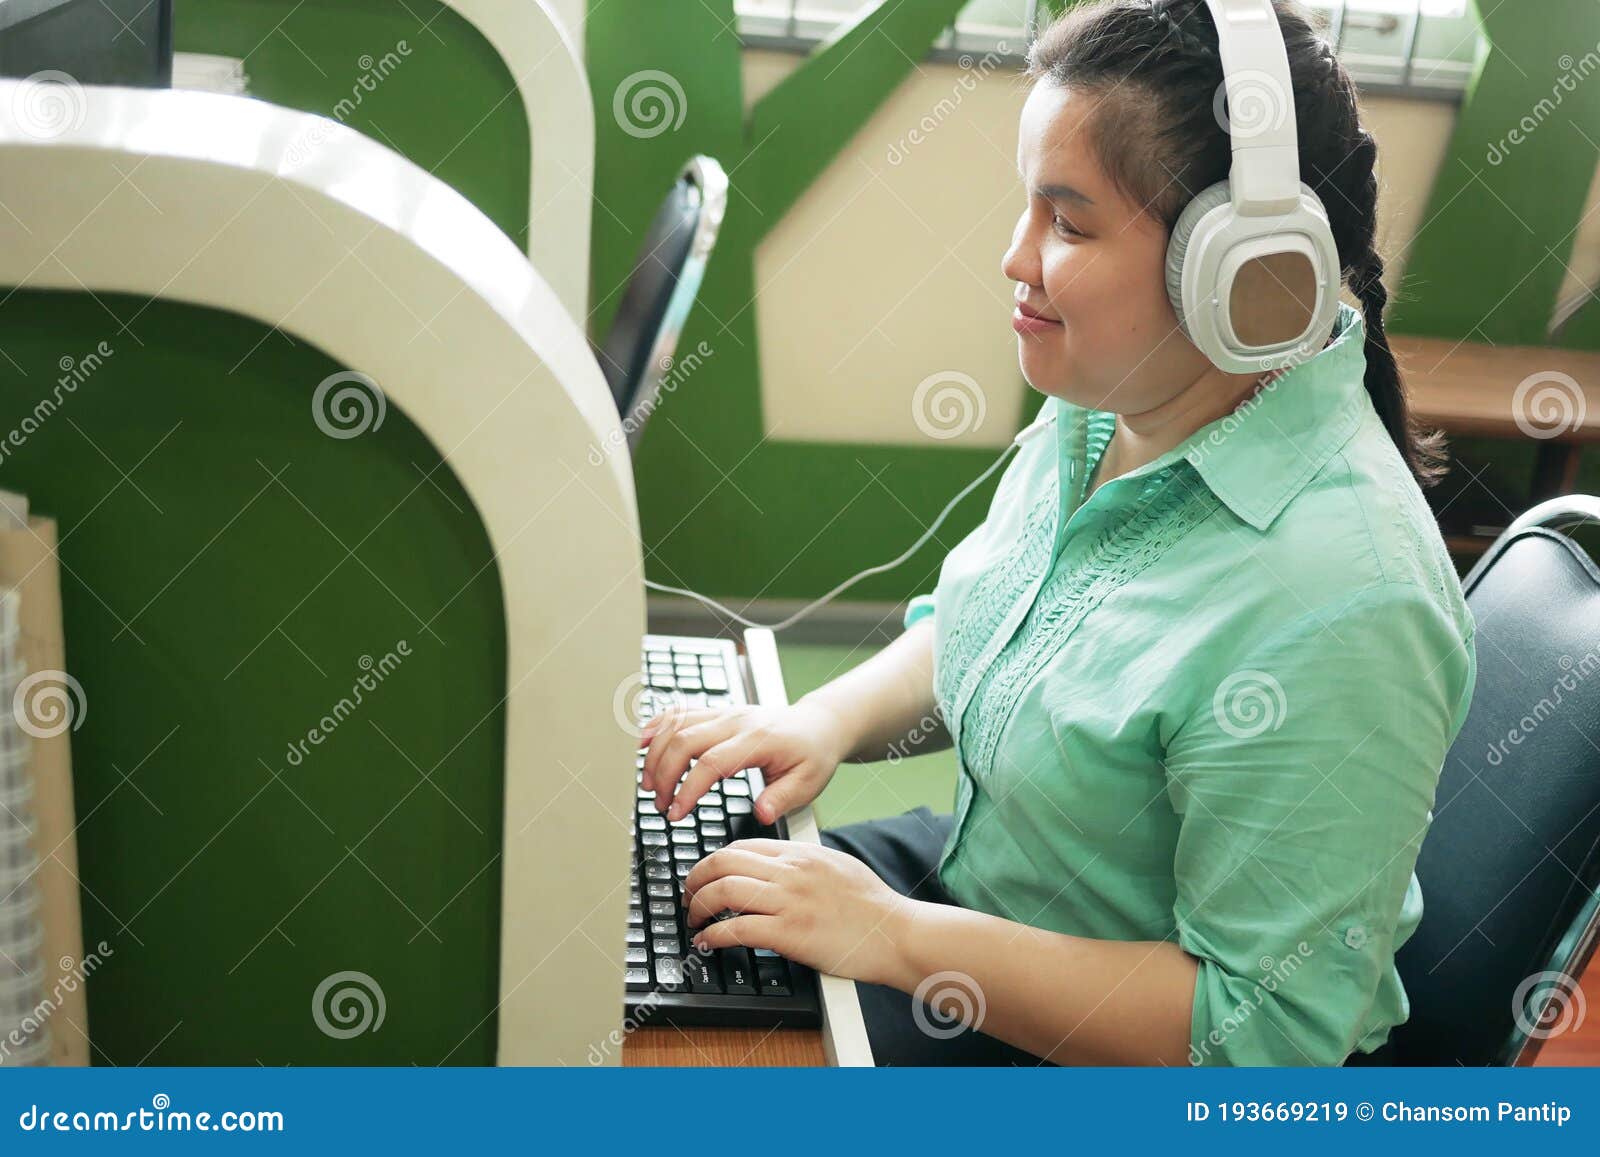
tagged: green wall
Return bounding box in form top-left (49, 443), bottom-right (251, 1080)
top-left (179, 0), bottom-right (530, 250)
top-left (1, 294), bottom-right (506, 1064)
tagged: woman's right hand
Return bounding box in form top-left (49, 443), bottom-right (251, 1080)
top-left (638, 698), bottom-right (853, 826)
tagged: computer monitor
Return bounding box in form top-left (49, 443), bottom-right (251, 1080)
top-left (0, 0), bottom-right (173, 86)
top-left (594, 156), bottom-right (728, 453)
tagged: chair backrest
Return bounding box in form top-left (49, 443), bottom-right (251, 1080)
top-left (1391, 496), bottom-right (1600, 1065)
top-left (594, 156), bottom-right (727, 451)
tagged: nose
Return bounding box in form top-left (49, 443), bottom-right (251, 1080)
top-left (1001, 211), bottom-right (1038, 290)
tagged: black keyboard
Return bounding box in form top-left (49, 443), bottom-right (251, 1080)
top-left (624, 634), bottom-right (821, 1028)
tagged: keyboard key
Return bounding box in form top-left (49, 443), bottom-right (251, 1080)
top-left (684, 953), bottom-right (724, 994)
top-left (626, 928), bottom-right (646, 945)
top-left (724, 796), bottom-right (752, 813)
top-left (669, 815), bottom-right (697, 829)
top-left (722, 780), bottom-right (751, 798)
top-left (756, 958), bottom-right (792, 997)
top-left (669, 639), bottom-right (723, 654)
top-left (700, 823), bottom-right (727, 839)
top-left (641, 831), bottom-right (668, 847)
top-left (753, 947), bottom-right (780, 958)
top-left (673, 862), bottom-right (694, 878)
top-left (670, 829), bottom-right (698, 845)
top-left (721, 947), bottom-right (757, 994)
top-left (648, 900), bottom-right (675, 918)
top-left (702, 840), bottom-right (725, 853)
top-left (650, 919), bottom-right (678, 936)
top-left (672, 845), bottom-right (699, 862)
top-left (702, 670), bottom-right (729, 691)
top-left (652, 937), bottom-right (682, 957)
top-left (627, 907), bottom-right (643, 925)
top-left (625, 947), bottom-right (648, 965)
top-left (654, 957), bottom-right (685, 989)
top-left (646, 882), bottom-right (674, 899)
top-left (625, 967), bottom-right (651, 991)
top-left (644, 863), bottom-right (671, 880)
top-left (639, 814), bottom-right (666, 831)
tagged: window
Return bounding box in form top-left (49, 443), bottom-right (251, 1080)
top-left (733, 0), bottom-right (1482, 99)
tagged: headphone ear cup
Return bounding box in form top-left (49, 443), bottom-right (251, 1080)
top-left (1165, 181), bottom-right (1234, 342)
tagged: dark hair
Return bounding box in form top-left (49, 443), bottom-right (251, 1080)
top-left (1028, 0), bottom-right (1448, 488)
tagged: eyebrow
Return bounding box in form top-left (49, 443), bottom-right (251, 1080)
top-left (1037, 182), bottom-right (1095, 207)
top-left (1017, 156), bottom-right (1096, 207)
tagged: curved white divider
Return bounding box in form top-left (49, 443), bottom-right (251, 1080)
top-left (445, 0), bottom-right (595, 326)
top-left (0, 81), bottom-right (640, 1065)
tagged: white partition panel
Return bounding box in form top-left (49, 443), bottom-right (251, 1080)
top-left (0, 80), bottom-right (639, 1066)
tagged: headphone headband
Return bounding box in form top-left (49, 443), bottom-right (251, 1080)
top-left (1203, 0), bottom-right (1302, 213)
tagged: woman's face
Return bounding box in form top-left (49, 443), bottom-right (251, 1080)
top-left (1002, 80), bottom-right (1212, 413)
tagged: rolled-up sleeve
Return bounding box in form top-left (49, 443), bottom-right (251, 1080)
top-left (903, 592), bottom-right (936, 631)
top-left (1165, 580), bottom-right (1476, 1066)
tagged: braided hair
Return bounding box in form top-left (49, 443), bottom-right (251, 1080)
top-left (1028, 0), bottom-right (1447, 488)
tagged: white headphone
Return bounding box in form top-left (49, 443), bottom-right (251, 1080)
top-left (1164, 0), bottom-right (1342, 373)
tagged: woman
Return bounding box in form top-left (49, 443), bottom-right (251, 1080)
top-left (639, 0), bottom-right (1477, 1066)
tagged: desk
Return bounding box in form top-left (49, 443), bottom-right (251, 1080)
top-left (1392, 335), bottom-right (1600, 561)
top-left (623, 1026), bottom-right (826, 1065)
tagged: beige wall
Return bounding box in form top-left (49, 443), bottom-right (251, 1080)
top-left (743, 49), bottom-right (1600, 447)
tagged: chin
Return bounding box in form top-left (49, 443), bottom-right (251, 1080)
top-left (1017, 344), bottom-right (1080, 404)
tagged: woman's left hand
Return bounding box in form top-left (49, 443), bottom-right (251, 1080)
top-left (681, 839), bottom-right (912, 988)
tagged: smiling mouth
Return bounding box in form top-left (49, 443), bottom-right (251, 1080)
top-left (1013, 304), bottom-right (1063, 334)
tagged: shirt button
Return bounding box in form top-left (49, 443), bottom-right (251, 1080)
top-left (1344, 924), bottom-right (1369, 950)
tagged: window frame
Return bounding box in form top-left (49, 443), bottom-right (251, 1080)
top-left (733, 0), bottom-right (1481, 102)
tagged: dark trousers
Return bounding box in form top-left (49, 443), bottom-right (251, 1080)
top-left (819, 807), bottom-right (1054, 1066)
top-left (817, 807), bottom-right (1395, 1067)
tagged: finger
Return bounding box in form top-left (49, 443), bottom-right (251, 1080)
top-left (651, 717), bottom-right (744, 813)
top-left (640, 707), bottom-right (718, 792)
top-left (666, 732), bottom-right (764, 820)
top-left (751, 770), bottom-right (814, 825)
top-left (638, 701), bottom-right (704, 745)
top-left (682, 846), bottom-right (784, 899)
top-left (684, 876), bottom-right (781, 929)
top-left (688, 913), bottom-right (786, 956)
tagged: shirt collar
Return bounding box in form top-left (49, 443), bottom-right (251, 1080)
top-left (1056, 302), bottom-right (1368, 533)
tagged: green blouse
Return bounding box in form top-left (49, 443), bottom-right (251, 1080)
top-left (903, 303), bottom-right (1476, 1066)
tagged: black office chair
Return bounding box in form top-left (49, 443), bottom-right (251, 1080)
top-left (593, 155), bottom-right (728, 452)
top-left (1389, 495), bottom-right (1600, 1065)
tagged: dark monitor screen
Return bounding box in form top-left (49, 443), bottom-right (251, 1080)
top-left (0, 0), bottom-right (173, 86)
